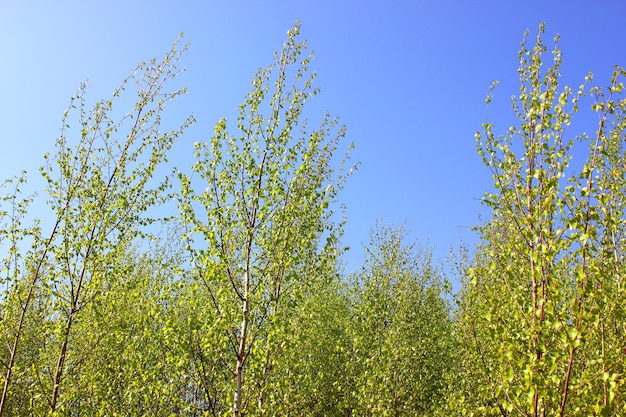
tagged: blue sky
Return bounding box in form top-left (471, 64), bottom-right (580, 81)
top-left (2, 1), bottom-right (626, 275)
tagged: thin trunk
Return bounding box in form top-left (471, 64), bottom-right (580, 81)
top-left (233, 271), bottom-right (250, 417)
top-left (0, 218), bottom-right (61, 417)
top-left (559, 311), bottom-right (581, 417)
top-left (50, 313), bottom-right (74, 412)
top-left (257, 345), bottom-right (272, 412)
top-left (559, 344), bottom-right (577, 416)
top-left (0, 285), bottom-right (34, 416)
top-left (601, 322), bottom-right (608, 407)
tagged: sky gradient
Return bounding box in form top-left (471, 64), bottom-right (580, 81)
top-left (2, 1), bottom-right (626, 274)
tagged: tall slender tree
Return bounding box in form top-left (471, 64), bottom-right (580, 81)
top-left (178, 22), bottom-right (352, 417)
top-left (457, 23), bottom-right (626, 416)
top-left (0, 35), bottom-right (192, 415)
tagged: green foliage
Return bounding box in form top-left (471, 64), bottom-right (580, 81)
top-left (57, 235), bottom-right (191, 416)
top-left (0, 21), bottom-right (464, 417)
top-left (0, 35), bottom-right (191, 415)
top-left (456, 23), bottom-right (626, 416)
top-left (260, 259), bottom-right (352, 416)
top-left (8, 19), bottom-right (625, 417)
top-left (349, 222), bottom-right (455, 416)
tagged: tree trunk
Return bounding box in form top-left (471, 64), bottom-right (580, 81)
top-left (233, 271), bottom-right (250, 417)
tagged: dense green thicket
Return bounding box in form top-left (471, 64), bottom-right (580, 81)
top-left (1, 22), bottom-right (624, 416)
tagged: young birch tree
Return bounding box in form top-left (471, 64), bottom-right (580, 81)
top-left (178, 23), bottom-right (351, 417)
top-left (0, 36), bottom-right (192, 415)
top-left (459, 23), bottom-right (626, 416)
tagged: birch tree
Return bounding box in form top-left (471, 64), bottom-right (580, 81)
top-left (178, 22), bottom-right (352, 417)
top-left (0, 36), bottom-right (192, 415)
top-left (457, 23), bottom-right (626, 416)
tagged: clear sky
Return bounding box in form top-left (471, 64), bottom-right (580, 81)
top-left (2, 1), bottom-right (626, 275)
